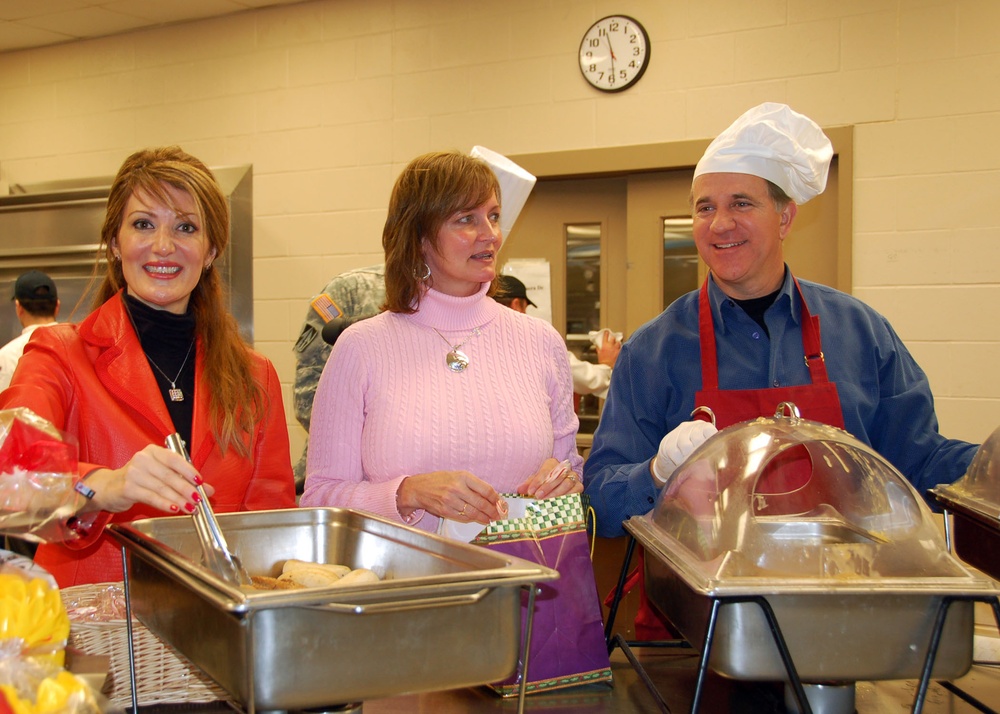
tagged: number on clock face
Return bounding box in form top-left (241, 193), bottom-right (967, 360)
top-left (579, 15), bottom-right (650, 93)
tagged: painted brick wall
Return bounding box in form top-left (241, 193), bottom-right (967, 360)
top-left (0, 0), bottom-right (996, 463)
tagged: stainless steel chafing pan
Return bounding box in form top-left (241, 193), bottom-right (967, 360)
top-left (628, 408), bottom-right (996, 683)
top-left (932, 424), bottom-right (1000, 581)
top-left (108, 507), bottom-right (559, 713)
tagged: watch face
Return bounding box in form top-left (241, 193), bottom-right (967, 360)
top-left (579, 15), bottom-right (650, 93)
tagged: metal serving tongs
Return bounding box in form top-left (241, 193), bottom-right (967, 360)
top-left (164, 434), bottom-right (252, 587)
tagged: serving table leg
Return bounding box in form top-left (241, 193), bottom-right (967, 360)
top-left (121, 544), bottom-right (140, 714)
top-left (610, 592), bottom-right (814, 714)
top-left (515, 583), bottom-right (537, 714)
top-left (913, 594), bottom-right (1000, 714)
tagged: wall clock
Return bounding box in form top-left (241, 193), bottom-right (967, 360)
top-left (578, 15), bottom-right (650, 93)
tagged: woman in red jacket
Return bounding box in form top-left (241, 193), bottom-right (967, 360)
top-left (1, 147), bottom-right (296, 587)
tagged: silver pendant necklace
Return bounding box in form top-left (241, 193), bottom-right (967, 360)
top-left (145, 340), bottom-right (195, 401)
top-left (432, 327), bottom-right (481, 373)
top-left (124, 300), bottom-right (196, 402)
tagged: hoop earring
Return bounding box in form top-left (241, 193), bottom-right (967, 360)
top-left (413, 263), bottom-right (431, 282)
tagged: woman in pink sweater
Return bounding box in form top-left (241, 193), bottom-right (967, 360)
top-left (300, 151), bottom-right (583, 532)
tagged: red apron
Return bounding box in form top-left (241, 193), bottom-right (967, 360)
top-left (632, 277), bottom-right (845, 640)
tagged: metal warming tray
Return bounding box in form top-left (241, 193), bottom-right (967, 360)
top-left (932, 424), bottom-right (1000, 580)
top-left (627, 406), bottom-right (995, 683)
top-left (108, 507), bottom-right (559, 712)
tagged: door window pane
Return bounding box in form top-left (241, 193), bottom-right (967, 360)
top-left (566, 223), bottom-right (602, 430)
top-left (566, 223), bottom-right (601, 335)
top-left (663, 217), bottom-right (698, 308)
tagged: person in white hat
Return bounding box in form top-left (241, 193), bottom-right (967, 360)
top-left (585, 102), bottom-right (978, 534)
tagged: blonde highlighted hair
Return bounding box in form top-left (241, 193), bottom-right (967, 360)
top-left (95, 146), bottom-right (264, 458)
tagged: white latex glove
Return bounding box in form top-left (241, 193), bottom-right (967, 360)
top-left (651, 420), bottom-right (719, 485)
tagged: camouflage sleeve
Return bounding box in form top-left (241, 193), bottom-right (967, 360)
top-left (292, 266), bottom-right (386, 433)
top-left (292, 267), bottom-right (385, 490)
top-left (292, 297), bottom-right (333, 433)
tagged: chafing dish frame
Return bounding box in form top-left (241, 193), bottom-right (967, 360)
top-left (627, 513), bottom-right (991, 680)
top-left (108, 507), bottom-right (560, 714)
top-left (610, 526), bottom-right (1000, 714)
top-left (933, 486), bottom-right (1000, 583)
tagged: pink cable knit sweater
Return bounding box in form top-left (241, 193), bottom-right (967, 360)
top-left (300, 282), bottom-right (583, 532)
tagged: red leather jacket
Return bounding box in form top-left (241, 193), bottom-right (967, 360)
top-left (0, 292), bottom-right (296, 587)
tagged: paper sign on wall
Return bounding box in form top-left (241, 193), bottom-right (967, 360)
top-left (501, 258), bottom-right (552, 326)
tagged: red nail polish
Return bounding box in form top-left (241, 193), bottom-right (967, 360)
top-left (170, 504), bottom-right (180, 513)
top-left (193, 476), bottom-right (204, 485)
top-left (184, 503), bottom-right (196, 513)
top-left (192, 492), bottom-right (201, 503)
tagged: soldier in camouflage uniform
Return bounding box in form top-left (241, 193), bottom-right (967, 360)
top-left (292, 264), bottom-right (386, 491)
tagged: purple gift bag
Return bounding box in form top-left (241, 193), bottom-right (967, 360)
top-left (473, 493), bottom-right (613, 696)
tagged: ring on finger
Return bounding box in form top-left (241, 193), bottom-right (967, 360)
top-left (459, 504), bottom-right (468, 517)
top-left (566, 473), bottom-right (577, 482)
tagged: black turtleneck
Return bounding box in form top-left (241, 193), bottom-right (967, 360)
top-left (123, 293), bottom-right (196, 447)
top-left (733, 285), bottom-right (783, 337)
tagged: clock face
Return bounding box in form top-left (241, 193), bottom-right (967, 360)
top-left (579, 15), bottom-right (650, 93)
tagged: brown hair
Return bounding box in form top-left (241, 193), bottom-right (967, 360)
top-left (382, 151), bottom-right (501, 313)
top-left (766, 180), bottom-right (793, 210)
top-left (94, 146), bottom-right (263, 458)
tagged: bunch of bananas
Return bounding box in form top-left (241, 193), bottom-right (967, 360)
top-left (1, 671), bottom-right (97, 714)
top-left (0, 575), bottom-right (70, 667)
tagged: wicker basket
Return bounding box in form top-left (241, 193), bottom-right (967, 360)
top-left (60, 582), bottom-right (230, 707)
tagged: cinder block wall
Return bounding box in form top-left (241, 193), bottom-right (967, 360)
top-left (0, 0), bottom-right (997, 465)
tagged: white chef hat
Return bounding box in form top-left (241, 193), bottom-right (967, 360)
top-left (693, 103), bottom-right (833, 204)
top-left (470, 145), bottom-right (537, 236)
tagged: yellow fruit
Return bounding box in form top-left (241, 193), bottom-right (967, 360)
top-left (0, 685), bottom-right (33, 714)
top-left (0, 576), bottom-right (69, 667)
top-left (0, 672), bottom-right (95, 714)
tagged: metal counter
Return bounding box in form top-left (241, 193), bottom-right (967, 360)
top-left (133, 649), bottom-right (1000, 713)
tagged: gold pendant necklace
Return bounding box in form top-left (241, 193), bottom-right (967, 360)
top-left (432, 327), bottom-right (481, 373)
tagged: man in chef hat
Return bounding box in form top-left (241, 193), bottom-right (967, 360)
top-left (585, 102), bottom-right (979, 534)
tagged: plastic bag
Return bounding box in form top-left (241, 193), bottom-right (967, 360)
top-left (0, 409), bottom-right (83, 544)
top-left (0, 647), bottom-right (102, 714)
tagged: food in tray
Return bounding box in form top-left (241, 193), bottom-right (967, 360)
top-left (250, 559), bottom-right (381, 591)
top-left (278, 559), bottom-right (350, 587)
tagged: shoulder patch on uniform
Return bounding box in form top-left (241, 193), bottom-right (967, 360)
top-left (294, 325), bottom-right (318, 353)
top-left (310, 294), bottom-right (344, 323)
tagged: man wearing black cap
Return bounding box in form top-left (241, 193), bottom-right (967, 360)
top-left (0, 270), bottom-right (60, 391)
top-left (494, 274), bottom-right (621, 398)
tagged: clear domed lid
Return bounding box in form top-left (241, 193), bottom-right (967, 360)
top-left (932, 424), bottom-right (1000, 519)
top-left (641, 403), bottom-right (970, 588)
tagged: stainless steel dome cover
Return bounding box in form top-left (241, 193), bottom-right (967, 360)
top-left (636, 403), bottom-right (988, 593)
top-left (932, 423), bottom-right (1000, 520)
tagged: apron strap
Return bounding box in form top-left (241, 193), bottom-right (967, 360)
top-left (698, 280), bottom-right (721, 390)
top-left (699, 276), bottom-right (831, 391)
top-left (794, 277), bottom-right (831, 384)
